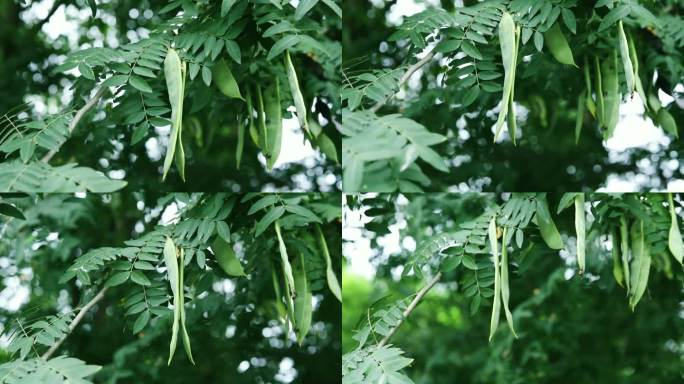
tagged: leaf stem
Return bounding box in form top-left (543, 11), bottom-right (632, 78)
top-left (377, 271), bottom-right (442, 347)
top-left (41, 286), bottom-right (108, 360)
top-left (370, 48), bottom-right (436, 113)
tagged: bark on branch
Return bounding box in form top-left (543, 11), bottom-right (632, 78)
top-left (41, 86), bottom-right (106, 163)
top-left (370, 48), bottom-right (436, 113)
top-left (41, 286), bottom-right (108, 360)
top-left (377, 272), bottom-right (442, 347)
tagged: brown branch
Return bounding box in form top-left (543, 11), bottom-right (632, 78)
top-left (377, 272), bottom-right (442, 347)
top-left (41, 86), bottom-right (106, 163)
top-left (41, 286), bottom-right (108, 360)
top-left (370, 48), bottom-right (436, 113)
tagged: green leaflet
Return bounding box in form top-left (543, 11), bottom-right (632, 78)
top-left (611, 229), bottom-right (624, 287)
top-left (293, 254), bottom-right (312, 345)
top-left (284, 50), bottom-right (310, 136)
top-left (594, 56), bottom-right (604, 127)
top-left (316, 224), bottom-right (342, 301)
top-left (212, 238), bottom-right (247, 276)
top-left (601, 51), bottom-right (620, 139)
top-left (617, 21), bottom-right (635, 95)
top-left (488, 215), bottom-right (501, 342)
top-left (535, 195), bottom-right (564, 250)
top-left (628, 36), bottom-right (648, 110)
top-left (667, 193), bottom-right (684, 265)
top-left (494, 12), bottom-right (516, 142)
top-left (619, 217), bottom-right (631, 292)
top-left (163, 237), bottom-right (180, 365)
top-left (257, 86), bottom-right (267, 150)
top-left (274, 220), bottom-right (296, 301)
top-left (263, 80), bottom-right (283, 170)
top-left (178, 249), bottom-right (195, 365)
top-left (212, 60), bottom-right (243, 100)
top-left (315, 132), bottom-right (339, 164)
top-left (628, 220), bottom-right (650, 310)
top-left (500, 227), bottom-right (517, 338)
top-left (575, 194), bottom-right (586, 274)
top-left (544, 22), bottom-right (577, 67)
top-left (575, 93), bottom-right (585, 145)
top-left (162, 48), bottom-right (187, 181)
top-left (656, 108), bottom-right (678, 138)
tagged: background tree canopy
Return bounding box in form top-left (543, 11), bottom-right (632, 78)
top-left (0, 0), bottom-right (341, 193)
top-left (342, 193), bottom-right (684, 383)
top-left (342, 0), bottom-right (684, 192)
top-left (0, 192), bottom-right (342, 383)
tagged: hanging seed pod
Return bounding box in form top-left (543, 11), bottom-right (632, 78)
top-left (494, 12), bottom-right (517, 142)
top-left (488, 215), bottom-right (501, 342)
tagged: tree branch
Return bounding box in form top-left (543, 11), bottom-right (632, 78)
top-left (41, 86), bottom-right (106, 163)
top-left (370, 48), bottom-right (436, 113)
top-left (41, 286), bottom-right (108, 360)
top-left (377, 272), bottom-right (442, 347)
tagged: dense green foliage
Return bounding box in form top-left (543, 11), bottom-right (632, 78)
top-left (0, 0), bottom-right (341, 192)
top-left (343, 0), bottom-right (684, 191)
top-left (343, 193), bottom-right (684, 383)
top-left (0, 192), bottom-right (341, 383)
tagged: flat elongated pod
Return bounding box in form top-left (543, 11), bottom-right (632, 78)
top-left (575, 93), bottom-right (585, 145)
top-left (583, 58), bottom-right (596, 117)
top-left (507, 27), bottom-right (520, 146)
top-left (246, 88), bottom-right (260, 148)
top-left (236, 116), bottom-right (245, 170)
top-left (163, 48), bottom-right (185, 181)
top-left (544, 22), bottom-right (577, 66)
top-left (163, 237), bottom-right (180, 365)
top-left (284, 51), bottom-right (310, 136)
top-left (617, 21), bottom-right (635, 95)
top-left (602, 51), bottom-right (620, 139)
top-left (619, 217), bottom-right (631, 292)
top-left (315, 224), bottom-right (341, 301)
top-left (293, 254), bottom-right (312, 345)
top-left (494, 12), bottom-right (516, 142)
top-left (274, 220), bottom-right (296, 299)
top-left (594, 56), bottom-right (604, 127)
top-left (535, 195), bottom-right (564, 249)
top-left (667, 194), bottom-right (684, 265)
top-left (611, 229), bottom-right (624, 287)
top-left (575, 194), bottom-right (586, 274)
top-left (263, 80), bottom-right (283, 170)
top-left (488, 215), bottom-right (501, 342)
top-left (178, 249), bottom-right (195, 365)
top-left (256, 86), bottom-right (268, 151)
top-left (627, 36), bottom-right (647, 109)
top-left (500, 227), bottom-right (517, 338)
top-left (174, 60), bottom-right (186, 182)
top-left (629, 220), bottom-right (650, 310)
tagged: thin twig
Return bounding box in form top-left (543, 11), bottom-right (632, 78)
top-left (41, 86), bottom-right (107, 163)
top-left (370, 48), bottom-right (437, 113)
top-left (377, 272), bottom-right (442, 347)
top-left (41, 287), bottom-right (108, 360)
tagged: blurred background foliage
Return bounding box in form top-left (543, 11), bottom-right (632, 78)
top-left (0, 0), bottom-right (340, 192)
top-left (0, 192), bottom-right (341, 383)
top-left (343, 193), bottom-right (684, 383)
top-left (343, 0), bottom-right (684, 191)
